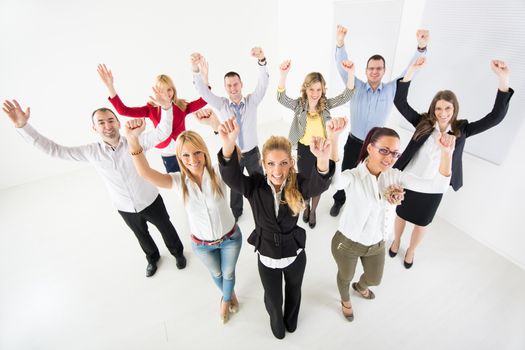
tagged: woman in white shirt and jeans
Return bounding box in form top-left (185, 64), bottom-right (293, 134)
top-left (327, 118), bottom-right (455, 321)
top-left (126, 119), bottom-right (241, 324)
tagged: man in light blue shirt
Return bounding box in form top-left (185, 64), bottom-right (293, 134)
top-left (330, 25), bottom-right (429, 216)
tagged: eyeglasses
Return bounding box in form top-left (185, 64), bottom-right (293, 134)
top-left (371, 144), bottom-right (402, 158)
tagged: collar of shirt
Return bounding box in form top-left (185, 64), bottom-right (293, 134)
top-left (100, 136), bottom-right (124, 152)
top-left (229, 97), bottom-right (246, 108)
top-left (365, 81), bottom-right (384, 92)
top-left (266, 176), bottom-right (287, 216)
top-left (185, 167), bottom-right (210, 190)
top-left (433, 122), bottom-right (452, 134)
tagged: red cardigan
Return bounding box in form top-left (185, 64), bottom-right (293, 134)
top-left (108, 94), bottom-right (207, 149)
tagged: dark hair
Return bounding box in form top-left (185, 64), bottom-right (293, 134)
top-left (357, 127), bottom-right (400, 165)
top-left (91, 107), bottom-right (119, 124)
top-left (413, 90), bottom-right (461, 141)
top-left (224, 71), bottom-right (241, 80)
top-left (366, 54), bottom-right (386, 69)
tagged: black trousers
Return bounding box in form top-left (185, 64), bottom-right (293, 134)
top-left (230, 146), bottom-right (263, 217)
top-left (257, 250), bottom-right (307, 339)
top-left (333, 133), bottom-right (364, 205)
top-left (118, 195), bottom-right (184, 263)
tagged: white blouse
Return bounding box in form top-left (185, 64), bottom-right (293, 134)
top-left (170, 164), bottom-right (235, 241)
top-left (332, 160), bottom-right (450, 245)
top-left (403, 123), bottom-right (452, 193)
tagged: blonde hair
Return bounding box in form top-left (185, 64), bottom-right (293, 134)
top-left (153, 74), bottom-right (188, 111)
top-left (175, 131), bottom-right (224, 203)
top-left (300, 72), bottom-right (327, 114)
top-left (262, 136), bottom-right (304, 216)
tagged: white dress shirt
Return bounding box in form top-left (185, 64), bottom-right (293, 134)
top-left (332, 160), bottom-right (450, 245)
top-left (402, 123), bottom-right (452, 193)
top-left (16, 107), bottom-right (174, 213)
top-left (170, 164), bottom-right (235, 241)
top-left (193, 64), bottom-right (269, 152)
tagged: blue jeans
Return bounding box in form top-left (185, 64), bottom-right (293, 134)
top-left (191, 226), bottom-right (242, 302)
top-left (161, 155), bottom-right (180, 173)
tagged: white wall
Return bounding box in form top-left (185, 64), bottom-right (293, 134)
top-left (0, 0), bottom-right (280, 189)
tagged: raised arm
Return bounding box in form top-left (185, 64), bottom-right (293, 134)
top-left (326, 60), bottom-right (355, 109)
top-left (276, 60), bottom-right (300, 110)
top-left (97, 64), bottom-right (150, 118)
top-left (139, 87), bottom-right (174, 151)
top-left (464, 60), bottom-right (513, 138)
top-left (192, 53), bottom-right (224, 109)
top-left (393, 29), bottom-right (429, 80)
top-left (194, 108), bottom-right (221, 133)
top-left (394, 58), bottom-right (426, 127)
top-left (3, 99), bottom-right (91, 161)
top-left (97, 64), bottom-right (117, 98)
top-left (217, 117), bottom-right (256, 196)
top-left (299, 136), bottom-right (335, 199)
top-left (326, 116), bottom-right (353, 190)
top-left (126, 119), bottom-right (173, 189)
top-left (249, 47), bottom-right (269, 105)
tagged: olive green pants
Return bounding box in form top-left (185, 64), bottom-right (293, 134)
top-left (331, 231), bottom-right (385, 302)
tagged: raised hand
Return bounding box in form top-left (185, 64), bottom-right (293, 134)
top-left (125, 118), bottom-right (146, 138)
top-left (97, 64), bottom-right (117, 97)
top-left (218, 117), bottom-right (240, 154)
top-left (190, 52), bottom-right (202, 72)
top-left (251, 47), bottom-right (265, 61)
top-left (416, 29), bottom-right (430, 49)
top-left (194, 108), bottom-right (220, 130)
top-left (198, 57), bottom-right (209, 83)
top-left (310, 136), bottom-right (332, 163)
top-left (336, 24), bottom-right (348, 48)
top-left (148, 86), bottom-right (171, 109)
top-left (411, 57), bottom-right (426, 70)
top-left (279, 60), bottom-right (291, 74)
top-left (490, 59), bottom-right (510, 92)
top-left (437, 132), bottom-right (456, 155)
top-left (326, 116), bottom-right (349, 139)
top-left (2, 99), bottom-right (30, 128)
top-left (341, 59), bottom-right (355, 74)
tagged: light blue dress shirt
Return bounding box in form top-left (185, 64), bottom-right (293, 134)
top-left (335, 46), bottom-right (426, 140)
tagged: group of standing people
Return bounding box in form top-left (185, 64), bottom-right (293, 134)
top-left (3, 25), bottom-right (513, 339)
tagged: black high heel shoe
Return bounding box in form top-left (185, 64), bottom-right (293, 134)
top-left (302, 204), bottom-right (310, 223)
top-left (403, 252), bottom-right (414, 269)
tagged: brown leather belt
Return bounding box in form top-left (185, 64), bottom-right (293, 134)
top-left (191, 225), bottom-right (237, 246)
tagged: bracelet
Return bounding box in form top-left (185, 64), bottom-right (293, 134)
top-left (214, 131), bottom-right (219, 135)
top-left (417, 46), bottom-right (427, 52)
top-left (130, 147), bottom-right (143, 156)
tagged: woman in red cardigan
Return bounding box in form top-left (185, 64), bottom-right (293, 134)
top-left (97, 63), bottom-right (208, 172)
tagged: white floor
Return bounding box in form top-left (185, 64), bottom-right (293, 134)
top-left (1, 163), bottom-right (525, 350)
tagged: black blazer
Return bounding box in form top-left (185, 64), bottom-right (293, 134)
top-left (218, 149), bottom-right (335, 259)
top-left (393, 79), bottom-right (514, 191)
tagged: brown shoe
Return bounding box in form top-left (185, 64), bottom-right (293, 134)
top-left (352, 282), bottom-right (375, 300)
top-left (341, 301), bottom-right (354, 322)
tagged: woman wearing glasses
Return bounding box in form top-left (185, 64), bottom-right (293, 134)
top-left (389, 58), bottom-right (513, 269)
top-left (327, 117), bottom-right (455, 321)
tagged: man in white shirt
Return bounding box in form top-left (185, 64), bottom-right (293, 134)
top-left (2, 95), bottom-right (186, 277)
top-left (191, 48), bottom-right (269, 221)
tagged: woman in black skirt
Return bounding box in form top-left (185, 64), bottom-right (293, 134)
top-left (390, 57), bottom-right (513, 268)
